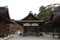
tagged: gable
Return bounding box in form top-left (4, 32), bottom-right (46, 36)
top-left (0, 7), bottom-right (13, 23)
top-left (52, 7), bottom-right (60, 16)
top-left (53, 16), bottom-right (60, 22)
top-left (0, 7), bottom-right (10, 19)
top-left (22, 12), bottom-right (39, 20)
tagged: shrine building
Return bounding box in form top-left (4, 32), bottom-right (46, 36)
top-left (0, 6), bottom-right (13, 37)
top-left (16, 11), bottom-right (45, 36)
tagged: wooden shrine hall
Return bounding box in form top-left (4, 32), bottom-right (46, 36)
top-left (0, 6), bottom-right (13, 37)
top-left (46, 7), bottom-right (60, 38)
top-left (16, 11), bottom-right (45, 36)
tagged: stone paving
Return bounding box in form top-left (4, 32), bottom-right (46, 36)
top-left (7, 34), bottom-right (60, 40)
top-left (0, 34), bottom-right (14, 40)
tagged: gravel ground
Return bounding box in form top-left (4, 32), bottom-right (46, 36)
top-left (7, 34), bottom-right (60, 40)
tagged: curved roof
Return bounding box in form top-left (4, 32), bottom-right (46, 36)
top-left (52, 7), bottom-right (60, 15)
top-left (0, 7), bottom-right (13, 23)
top-left (22, 12), bottom-right (39, 20)
top-left (0, 7), bottom-right (10, 19)
top-left (52, 7), bottom-right (60, 12)
top-left (16, 12), bottom-right (45, 23)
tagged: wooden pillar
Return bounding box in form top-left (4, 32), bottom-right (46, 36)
top-left (35, 26), bottom-right (40, 37)
top-left (57, 29), bottom-right (60, 38)
top-left (22, 27), bottom-right (25, 36)
top-left (52, 29), bottom-right (55, 38)
top-left (58, 32), bottom-right (60, 38)
top-left (37, 27), bottom-right (40, 36)
top-left (53, 31), bottom-right (54, 38)
top-left (22, 27), bottom-right (27, 36)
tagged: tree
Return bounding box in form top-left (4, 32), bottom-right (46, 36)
top-left (34, 13), bottom-right (37, 17)
top-left (37, 6), bottom-right (51, 20)
top-left (36, 3), bottom-right (60, 33)
top-left (37, 3), bottom-right (60, 20)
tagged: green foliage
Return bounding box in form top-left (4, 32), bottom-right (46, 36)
top-left (37, 6), bottom-right (51, 20)
top-left (37, 3), bottom-right (60, 20)
top-left (34, 13), bottom-right (37, 17)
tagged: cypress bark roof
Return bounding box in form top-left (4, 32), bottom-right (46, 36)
top-left (52, 7), bottom-right (60, 16)
top-left (0, 7), bottom-right (10, 19)
top-left (0, 6), bottom-right (13, 23)
top-left (16, 20), bottom-right (44, 23)
top-left (45, 7), bottom-right (60, 28)
top-left (22, 12), bottom-right (39, 20)
top-left (16, 12), bottom-right (45, 23)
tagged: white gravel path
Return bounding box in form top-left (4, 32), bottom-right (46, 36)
top-left (8, 34), bottom-right (60, 40)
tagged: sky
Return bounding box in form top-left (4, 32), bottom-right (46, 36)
top-left (0, 0), bottom-right (60, 20)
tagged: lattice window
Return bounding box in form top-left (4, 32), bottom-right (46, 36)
top-left (31, 23), bottom-right (39, 26)
top-left (23, 23), bottom-right (30, 26)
